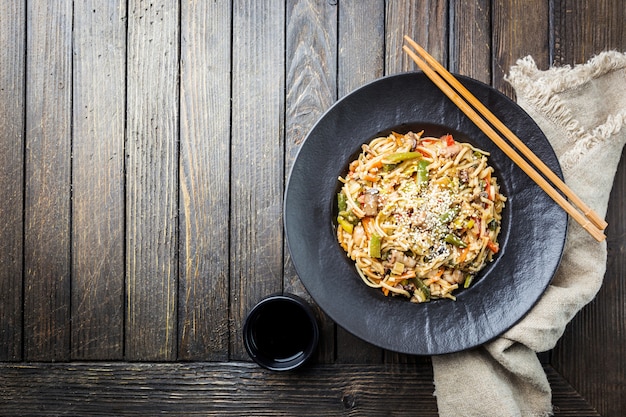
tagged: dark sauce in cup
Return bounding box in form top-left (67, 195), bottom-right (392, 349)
top-left (243, 294), bottom-right (319, 371)
top-left (250, 300), bottom-right (314, 362)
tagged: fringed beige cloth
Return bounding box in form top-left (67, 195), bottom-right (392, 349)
top-left (432, 51), bottom-right (626, 417)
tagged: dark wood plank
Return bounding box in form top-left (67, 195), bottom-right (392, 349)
top-left (0, 362), bottom-right (600, 416)
top-left (492, 0), bottom-right (550, 97)
top-left (552, 0), bottom-right (626, 66)
top-left (0, 0), bottom-right (25, 361)
top-left (545, 365), bottom-right (602, 416)
top-left (385, 0), bottom-right (448, 75)
top-left (284, 0), bottom-right (338, 363)
top-left (0, 362), bottom-right (439, 416)
top-left (230, 0), bottom-right (285, 361)
top-left (71, 0), bottom-right (126, 361)
top-left (335, 0), bottom-right (385, 363)
top-left (23, 0), bottom-right (72, 361)
top-left (125, 0), bottom-right (179, 360)
top-left (178, 0), bottom-right (231, 361)
top-left (337, 0), bottom-right (384, 96)
top-left (550, 3), bottom-right (626, 414)
top-left (449, 0), bottom-right (491, 83)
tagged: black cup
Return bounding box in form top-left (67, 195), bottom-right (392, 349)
top-left (243, 293), bottom-right (319, 371)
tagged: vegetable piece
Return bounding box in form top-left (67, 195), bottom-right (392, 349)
top-left (363, 173), bottom-right (378, 182)
top-left (416, 147), bottom-right (432, 158)
top-left (391, 261), bottom-right (405, 276)
top-left (383, 151), bottom-right (421, 164)
top-left (486, 240), bottom-right (499, 253)
top-left (439, 207), bottom-right (459, 224)
top-left (443, 134), bottom-right (455, 146)
top-left (337, 217), bottom-right (354, 234)
top-left (463, 275), bottom-right (474, 289)
top-left (338, 210), bottom-right (359, 225)
top-left (484, 171), bottom-right (492, 200)
top-left (369, 160), bottom-right (383, 170)
top-left (337, 192), bottom-right (348, 212)
top-left (416, 159), bottom-right (430, 188)
top-left (445, 233), bottom-right (467, 247)
top-left (369, 233), bottom-right (382, 258)
top-left (458, 246), bottom-right (470, 263)
top-left (383, 163), bottom-right (397, 172)
top-left (361, 216), bottom-right (372, 237)
top-left (452, 217), bottom-right (465, 229)
top-left (411, 278), bottom-right (431, 302)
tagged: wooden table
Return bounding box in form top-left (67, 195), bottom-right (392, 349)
top-left (1, 1), bottom-right (624, 415)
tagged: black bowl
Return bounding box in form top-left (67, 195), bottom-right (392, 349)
top-left (284, 72), bottom-right (567, 355)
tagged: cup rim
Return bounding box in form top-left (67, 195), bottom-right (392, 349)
top-left (243, 293), bottom-right (319, 371)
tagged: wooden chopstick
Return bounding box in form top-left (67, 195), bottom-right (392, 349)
top-left (404, 36), bottom-right (607, 232)
top-left (402, 36), bottom-right (607, 242)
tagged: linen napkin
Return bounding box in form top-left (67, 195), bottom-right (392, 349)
top-left (432, 51), bottom-right (626, 417)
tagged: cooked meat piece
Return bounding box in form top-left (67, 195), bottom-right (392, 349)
top-left (440, 142), bottom-right (461, 158)
top-left (405, 131), bottom-right (420, 150)
top-left (443, 269), bottom-right (465, 284)
top-left (389, 249), bottom-right (417, 268)
top-left (353, 224), bottom-right (366, 247)
top-left (362, 189), bottom-right (379, 216)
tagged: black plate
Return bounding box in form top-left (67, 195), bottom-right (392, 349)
top-left (284, 72), bottom-right (567, 355)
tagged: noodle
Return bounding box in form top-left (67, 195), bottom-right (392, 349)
top-left (336, 131), bottom-right (506, 303)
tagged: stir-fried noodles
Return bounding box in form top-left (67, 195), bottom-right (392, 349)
top-left (336, 131), bottom-right (506, 303)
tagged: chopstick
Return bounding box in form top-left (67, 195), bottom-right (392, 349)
top-left (402, 35), bottom-right (607, 242)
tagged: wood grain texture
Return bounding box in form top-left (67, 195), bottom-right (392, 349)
top-left (71, 0), bottom-right (126, 360)
top-left (125, 0), bottom-right (179, 361)
top-left (23, 0), bottom-right (72, 361)
top-left (550, 3), bottom-right (626, 414)
top-left (178, 0), bottom-right (231, 361)
top-left (337, 0), bottom-right (384, 96)
top-left (544, 366), bottom-right (602, 416)
top-left (552, 0), bottom-right (626, 67)
top-left (449, 0), bottom-right (491, 83)
top-left (385, 0), bottom-right (448, 75)
top-left (230, 0), bottom-right (285, 360)
top-left (335, 0), bottom-right (385, 364)
top-left (0, 362), bottom-right (599, 416)
top-left (284, 0), bottom-right (337, 363)
top-left (0, 362), bottom-right (438, 416)
top-left (492, 0), bottom-right (549, 97)
top-left (0, 0), bottom-right (24, 361)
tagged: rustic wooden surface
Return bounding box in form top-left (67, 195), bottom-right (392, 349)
top-left (0, 363), bottom-right (601, 416)
top-left (0, 0), bottom-right (624, 415)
